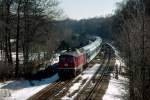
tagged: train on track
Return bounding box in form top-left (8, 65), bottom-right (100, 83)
top-left (58, 36), bottom-right (102, 78)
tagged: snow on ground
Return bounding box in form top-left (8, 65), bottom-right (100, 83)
top-left (0, 81), bottom-right (13, 89)
top-left (0, 74), bottom-right (59, 100)
top-left (103, 48), bottom-right (129, 100)
top-left (107, 43), bottom-right (125, 65)
top-left (114, 58), bottom-right (126, 74)
top-left (0, 50), bottom-right (4, 61)
top-left (50, 53), bottom-right (60, 65)
top-left (115, 59), bottom-right (125, 67)
top-left (108, 43), bottom-right (127, 73)
top-left (62, 64), bottom-right (101, 100)
top-left (103, 75), bottom-right (129, 100)
top-left (1, 51), bottom-right (60, 64)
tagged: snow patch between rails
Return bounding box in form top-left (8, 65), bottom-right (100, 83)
top-left (0, 73), bottom-right (59, 100)
top-left (62, 64), bottom-right (101, 100)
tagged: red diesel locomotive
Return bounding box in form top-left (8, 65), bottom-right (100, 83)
top-left (58, 37), bottom-right (102, 77)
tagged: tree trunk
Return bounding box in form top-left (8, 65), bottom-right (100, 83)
top-left (127, 32), bottom-right (134, 100)
top-left (141, 6), bottom-right (145, 100)
top-left (6, 2), bottom-right (13, 64)
top-left (15, 0), bottom-right (21, 77)
top-left (3, 0), bottom-right (13, 64)
top-left (23, 0), bottom-right (29, 65)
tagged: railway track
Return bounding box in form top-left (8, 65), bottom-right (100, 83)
top-left (85, 56), bottom-right (111, 100)
top-left (75, 48), bottom-right (113, 100)
top-left (28, 72), bottom-right (87, 100)
top-left (28, 79), bottom-right (73, 100)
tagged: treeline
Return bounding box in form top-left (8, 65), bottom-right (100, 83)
top-left (51, 17), bottom-right (114, 51)
top-left (55, 17), bottom-right (113, 40)
top-left (112, 0), bottom-right (150, 100)
top-left (0, 0), bottom-right (61, 79)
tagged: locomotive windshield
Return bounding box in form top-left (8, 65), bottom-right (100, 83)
top-left (59, 55), bottom-right (75, 68)
top-left (59, 55), bottom-right (74, 62)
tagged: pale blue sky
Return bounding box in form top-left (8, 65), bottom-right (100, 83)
top-left (59, 0), bottom-right (123, 20)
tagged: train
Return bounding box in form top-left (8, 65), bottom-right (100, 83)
top-left (58, 36), bottom-right (102, 78)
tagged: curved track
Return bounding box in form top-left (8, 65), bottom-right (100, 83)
top-left (85, 56), bottom-right (111, 100)
top-left (28, 80), bottom-right (73, 100)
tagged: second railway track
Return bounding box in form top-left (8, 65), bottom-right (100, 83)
top-left (75, 47), bottom-right (114, 100)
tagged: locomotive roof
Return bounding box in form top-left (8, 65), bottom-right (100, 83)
top-left (60, 36), bottom-right (101, 57)
top-left (81, 36), bottom-right (102, 50)
top-left (60, 50), bottom-right (83, 57)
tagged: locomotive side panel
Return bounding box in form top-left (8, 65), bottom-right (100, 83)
top-left (75, 54), bottom-right (86, 72)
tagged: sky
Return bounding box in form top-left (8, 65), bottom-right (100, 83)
top-left (59, 0), bottom-right (123, 20)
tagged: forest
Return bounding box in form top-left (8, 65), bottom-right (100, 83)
top-left (0, 0), bottom-right (64, 78)
top-left (0, 0), bottom-right (150, 100)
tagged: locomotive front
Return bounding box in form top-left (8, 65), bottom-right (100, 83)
top-left (58, 52), bottom-right (76, 78)
top-left (59, 54), bottom-right (75, 69)
top-left (58, 51), bottom-right (86, 78)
